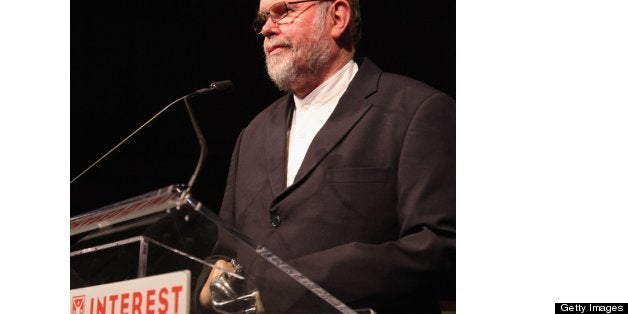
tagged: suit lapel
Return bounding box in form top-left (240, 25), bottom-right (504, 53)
top-left (265, 95), bottom-right (293, 198)
top-left (291, 94), bottom-right (372, 184)
top-left (270, 58), bottom-right (382, 205)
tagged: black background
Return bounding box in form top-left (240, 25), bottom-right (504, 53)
top-left (71, 0), bottom-right (455, 216)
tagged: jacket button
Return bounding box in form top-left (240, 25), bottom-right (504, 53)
top-left (270, 215), bottom-right (281, 227)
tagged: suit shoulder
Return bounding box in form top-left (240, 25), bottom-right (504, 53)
top-left (380, 72), bottom-right (449, 98)
top-left (374, 72), bottom-right (454, 110)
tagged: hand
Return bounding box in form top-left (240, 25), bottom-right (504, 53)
top-left (199, 259), bottom-right (233, 309)
top-left (198, 259), bottom-right (265, 314)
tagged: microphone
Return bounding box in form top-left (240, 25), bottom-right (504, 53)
top-left (187, 80), bottom-right (235, 98)
top-left (70, 80), bottom-right (235, 186)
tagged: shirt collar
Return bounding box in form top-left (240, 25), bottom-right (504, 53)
top-left (293, 60), bottom-right (358, 109)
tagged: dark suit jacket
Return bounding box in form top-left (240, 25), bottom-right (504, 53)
top-left (213, 58), bottom-right (455, 313)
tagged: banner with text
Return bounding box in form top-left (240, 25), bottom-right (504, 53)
top-left (71, 270), bottom-right (190, 314)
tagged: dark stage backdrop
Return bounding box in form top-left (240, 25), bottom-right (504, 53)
top-left (71, 0), bottom-right (455, 216)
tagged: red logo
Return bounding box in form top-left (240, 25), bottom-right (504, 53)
top-left (71, 295), bottom-right (85, 314)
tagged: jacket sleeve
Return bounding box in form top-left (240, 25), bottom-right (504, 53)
top-left (211, 130), bottom-right (245, 257)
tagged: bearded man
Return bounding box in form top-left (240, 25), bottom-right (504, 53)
top-left (197, 0), bottom-right (455, 313)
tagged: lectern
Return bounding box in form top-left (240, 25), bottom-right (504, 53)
top-left (71, 185), bottom-right (373, 314)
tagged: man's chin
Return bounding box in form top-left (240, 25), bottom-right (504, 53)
top-left (266, 58), bottom-right (294, 82)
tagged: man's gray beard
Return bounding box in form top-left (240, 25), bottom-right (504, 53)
top-left (265, 13), bottom-right (332, 92)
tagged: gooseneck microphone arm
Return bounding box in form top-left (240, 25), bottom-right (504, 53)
top-left (181, 80), bottom-right (235, 196)
top-left (182, 95), bottom-right (206, 195)
top-left (70, 80), bottom-right (234, 185)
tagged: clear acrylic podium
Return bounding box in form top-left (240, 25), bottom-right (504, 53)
top-left (71, 185), bottom-right (374, 314)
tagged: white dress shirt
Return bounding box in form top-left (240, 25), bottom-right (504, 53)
top-left (286, 60), bottom-right (359, 186)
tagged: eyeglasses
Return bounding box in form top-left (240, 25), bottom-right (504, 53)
top-left (252, 0), bottom-right (332, 34)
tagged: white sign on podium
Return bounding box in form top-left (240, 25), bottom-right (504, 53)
top-left (70, 270), bottom-right (190, 314)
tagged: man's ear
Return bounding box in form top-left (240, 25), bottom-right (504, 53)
top-left (329, 0), bottom-right (351, 40)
